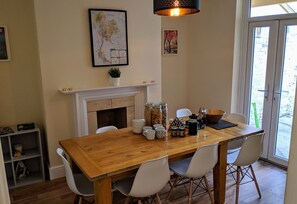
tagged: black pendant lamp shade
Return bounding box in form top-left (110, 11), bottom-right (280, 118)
top-left (154, 0), bottom-right (200, 16)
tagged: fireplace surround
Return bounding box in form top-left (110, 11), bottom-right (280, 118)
top-left (60, 83), bottom-right (158, 136)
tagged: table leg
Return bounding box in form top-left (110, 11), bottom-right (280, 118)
top-left (94, 177), bottom-right (112, 204)
top-left (213, 141), bottom-right (227, 204)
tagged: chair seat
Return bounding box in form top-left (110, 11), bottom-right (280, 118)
top-left (73, 173), bottom-right (94, 196)
top-left (227, 149), bottom-right (240, 164)
top-left (113, 176), bottom-right (134, 196)
top-left (170, 157), bottom-right (192, 176)
top-left (227, 147), bottom-right (241, 155)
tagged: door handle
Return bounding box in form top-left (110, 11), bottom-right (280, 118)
top-left (257, 84), bottom-right (269, 100)
top-left (274, 90), bottom-right (289, 95)
top-left (274, 90), bottom-right (289, 100)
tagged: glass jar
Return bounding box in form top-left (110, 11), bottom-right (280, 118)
top-left (188, 119), bottom-right (198, 135)
top-left (171, 126), bottom-right (178, 137)
top-left (151, 103), bottom-right (162, 125)
top-left (145, 102), bottom-right (153, 126)
top-left (179, 126), bottom-right (185, 137)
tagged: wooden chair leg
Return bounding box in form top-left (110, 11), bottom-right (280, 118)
top-left (188, 179), bottom-right (193, 204)
top-left (166, 175), bottom-right (180, 200)
top-left (236, 166), bottom-right (241, 204)
top-left (78, 196), bottom-right (83, 204)
top-left (203, 176), bottom-right (214, 204)
top-left (124, 196), bottom-right (131, 204)
top-left (250, 164), bottom-right (262, 199)
top-left (156, 193), bottom-right (162, 204)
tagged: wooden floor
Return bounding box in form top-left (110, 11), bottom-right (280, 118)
top-left (9, 160), bottom-right (286, 204)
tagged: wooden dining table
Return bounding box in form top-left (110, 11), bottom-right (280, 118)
top-left (59, 119), bottom-right (263, 204)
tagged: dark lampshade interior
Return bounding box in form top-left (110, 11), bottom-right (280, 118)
top-left (154, 0), bottom-right (200, 16)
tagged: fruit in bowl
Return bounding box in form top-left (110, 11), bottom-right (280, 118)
top-left (206, 109), bottom-right (225, 124)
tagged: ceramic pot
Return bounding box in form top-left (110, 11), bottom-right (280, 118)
top-left (111, 77), bottom-right (120, 86)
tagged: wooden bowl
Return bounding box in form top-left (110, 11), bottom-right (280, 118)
top-left (206, 109), bottom-right (225, 124)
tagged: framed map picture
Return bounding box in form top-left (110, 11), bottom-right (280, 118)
top-left (163, 29), bottom-right (178, 55)
top-left (0, 26), bottom-right (11, 61)
top-left (88, 9), bottom-right (129, 67)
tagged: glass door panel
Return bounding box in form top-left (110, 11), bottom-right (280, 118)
top-left (249, 27), bottom-right (270, 129)
top-left (273, 23), bottom-right (297, 161)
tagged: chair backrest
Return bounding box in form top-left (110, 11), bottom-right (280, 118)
top-left (227, 113), bottom-right (247, 150)
top-left (185, 143), bottom-right (219, 178)
top-left (129, 156), bottom-right (170, 198)
top-left (96, 126), bottom-right (118, 134)
top-left (56, 148), bottom-right (81, 196)
top-left (232, 133), bottom-right (264, 166)
top-left (227, 113), bottom-right (246, 124)
top-left (176, 108), bottom-right (192, 118)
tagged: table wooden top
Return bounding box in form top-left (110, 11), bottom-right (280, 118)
top-left (59, 119), bottom-right (263, 181)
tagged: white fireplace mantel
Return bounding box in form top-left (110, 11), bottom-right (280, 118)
top-left (60, 82), bottom-right (159, 136)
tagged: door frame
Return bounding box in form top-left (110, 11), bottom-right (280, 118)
top-left (237, 1), bottom-right (297, 115)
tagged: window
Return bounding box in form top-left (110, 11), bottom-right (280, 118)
top-left (251, 0), bottom-right (297, 17)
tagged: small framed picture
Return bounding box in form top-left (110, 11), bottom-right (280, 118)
top-left (0, 26), bottom-right (11, 61)
top-left (88, 9), bottom-right (129, 67)
top-left (163, 29), bottom-right (178, 55)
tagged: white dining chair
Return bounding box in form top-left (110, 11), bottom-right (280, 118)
top-left (166, 143), bottom-right (219, 204)
top-left (114, 156), bottom-right (170, 204)
top-left (227, 133), bottom-right (264, 204)
top-left (227, 113), bottom-right (247, 154)
top-left (56, 148), bottom-right (94, 204)
top-left (176, 108), bottom-right (192, 118)
top-left (96, 125), bottom-right (117, 134)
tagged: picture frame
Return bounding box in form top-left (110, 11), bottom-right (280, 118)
top-left (88, 9), bottom-right (129, 67)
top-left (0, 26), bottom-right (11, 61)
top-left (163, 29), bottom-right (178, 55)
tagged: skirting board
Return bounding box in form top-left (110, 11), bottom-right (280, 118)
top-left (48, 164), bottom-right (65, 180)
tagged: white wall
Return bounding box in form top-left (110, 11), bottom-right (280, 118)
top-left (187, 0), bottom-right (237, 114)
top-left (161, 17), bottom-right (190, 118)
top-left (33, 0), bottom-right (162, 168)
top-left (0, 0), bottom-right (43, 127)
top-left (161, 0), bottom-right (237, 117)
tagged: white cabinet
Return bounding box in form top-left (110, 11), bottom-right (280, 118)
top-left (0, 126), bottom-right (45, 188)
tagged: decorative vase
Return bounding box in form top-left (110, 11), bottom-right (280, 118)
top-left (111, 77), bottom-right (120, 86)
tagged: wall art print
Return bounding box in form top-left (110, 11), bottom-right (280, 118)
top-left (88, 9), bottom-right (129, 67)
top-left (163, 29), bottom-right (178, 55)
top-left (0, 26), bottom-right (11, 61)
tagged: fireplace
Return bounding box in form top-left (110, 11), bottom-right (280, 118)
top-left (60, 83), bottom-right (158, 136)
top-left (87, 96), bottom-right (135, 134)
top-left (97, 108), bottom-right (127, 129)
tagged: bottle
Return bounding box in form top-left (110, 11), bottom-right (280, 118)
top-left (198, 107), bottom-right (206, 129)
top-left (161, 102), bottom-right (168, 129)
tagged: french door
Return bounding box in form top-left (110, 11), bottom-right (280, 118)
top-left (244, 19), bottom-right (297, 166)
